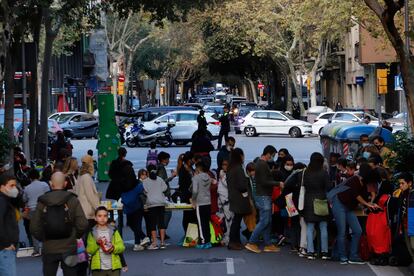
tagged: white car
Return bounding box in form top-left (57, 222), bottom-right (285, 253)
top-left (141, 110), bottom-right (221, 146)
top-left (241, 110), bottom-right (312, 138)
top-left (312, 111), bottom-right (378, 135)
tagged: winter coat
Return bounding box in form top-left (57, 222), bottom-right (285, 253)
top-left (86, 225), bottom-right (125, 271)
top-left (0, 193), bottom-right (19, 250)
top-left (217, 146), bottom-right (230, 171)
top-left (30, 190), bottom-right (88, 255)
top-left (107, 158), bottom-right (136, 200)
top-left (227, 165), bottom-right (251, 215)
top-left (177, 166), bottom-right (193, 203)
top-left (74, 173), bottom-right (100, 220)
top-left (302, 169), bottom-right (330, 222)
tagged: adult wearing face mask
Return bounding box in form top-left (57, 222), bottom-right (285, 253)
top-left (361, 145), bottom-right (380, 161)
top-left (277, 155), bottom-right (295, 182)
top-left (373, 136), bottom-right (394, 169)
top-left (0, 175), bottom-right (20, 276)
top-left (355, 134), bottom-right (370, 160)
top-left (245, 145), bottom-right (283, 254)
top-left (217, 136), bottom-right (235, 171)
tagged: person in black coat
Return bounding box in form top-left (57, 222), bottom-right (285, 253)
top-left (106, 147), bottom-right (137, 200)
top-left (227, 148), bottom-right (251, 250)
top-left (178, 152), bottom-right (197, 233)
top-left (302, 152), bottom-right (331, 259)
top-left (190, 130), bottom-right (214, 158)
top-left (217, 105), bottom-right (231, 150)
top-left (197, 110), bottom-right (208, 132)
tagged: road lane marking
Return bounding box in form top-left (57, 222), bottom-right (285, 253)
top-left (368, 263), bottom-right (405, 276)
top-left (226, 258), bottom-right (235, 275)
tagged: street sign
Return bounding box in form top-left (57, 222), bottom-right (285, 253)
top-left (258, 83), bottom-right (264, 89)
top-left (68, 85), bottom-right (77, 94)
top-left (14, 71), bottom-right (32, 80)
top-left (395, 74), bottom-right (404, 91)
top-left (355, 76), bottom-right (365, 85)
top-left (118, 75), bottom-right (125, 82)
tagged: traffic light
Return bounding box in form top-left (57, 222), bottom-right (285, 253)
top-left (377, 69), bottom-right (388, 95)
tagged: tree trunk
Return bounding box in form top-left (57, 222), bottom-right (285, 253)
top-left (39, 11), bottom-right (59, 162)
top-left (286, 77), bottom-right (293, 114)
top-left (364, 0), bottom-right (414, 132)
top-left (29, 12), bottom-right (42, 160)
top-left (246, 78), bottom-right (258, 103)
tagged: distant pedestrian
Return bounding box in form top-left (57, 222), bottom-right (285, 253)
top-left (217, 105), bottom-right (231, 149)
top-left (146, 142), bottom-right (158, 167)
top-left (81, 149), bottom-right (96, 177)
top-left (191, 160), bottom-right (212, 249)
top-left (30, 172), bottom-right (88, 276)
top-left (107, 147), bottom-right (137, 200)
top-left (335, 101), bottom-right (343, 111)
top-left (0, 175), bottom-right (20, 276)
top-left (197, 110), bottom-right (208, 132)
top-left (191, 130), bottom-right (214, 158)
top-left (23, 169), bottom-right (50, 256)
top-left (217, 136), bottom-right (235, 171)
top-left (86, 206), bottom-right (126, 276)
top-left (178, 152), bottom-right (197, 233)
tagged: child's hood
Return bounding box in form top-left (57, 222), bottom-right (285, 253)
top-left (196, 172), bottom-right (211, 187)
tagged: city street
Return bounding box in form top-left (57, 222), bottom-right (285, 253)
top-left (16, 134), bottom-right (409, 276)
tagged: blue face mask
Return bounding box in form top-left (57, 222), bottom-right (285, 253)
top-left (362, 152), bottom-right (371, 159)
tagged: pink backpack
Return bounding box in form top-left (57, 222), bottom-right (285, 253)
top-left (146, 150), bottom-right (158, 167)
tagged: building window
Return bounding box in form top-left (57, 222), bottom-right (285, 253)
top-left (354, 42), bottom-right (359, 61)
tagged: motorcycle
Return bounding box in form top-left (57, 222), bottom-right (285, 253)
top-left (125, 120), bottom-right (175, 148)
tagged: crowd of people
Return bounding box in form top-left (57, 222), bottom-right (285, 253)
top-left (0, 125), bottom-right (413, 276)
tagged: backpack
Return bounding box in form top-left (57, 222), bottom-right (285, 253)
top-left (40, 193), bottom-right (74, 240)
top-left (146, 150), bottom-right (158, 167)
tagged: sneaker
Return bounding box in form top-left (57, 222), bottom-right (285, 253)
top-left (277, 235), bottom-right (286, 246)
top-left (321, 252), bottom-right (331, 260)
top-left (203, 242), bottom-right (212, 249)
top-left (31, 252), bottom-right (41, 257)
top-left (140, 237), bottom-right (150, 247)
top-left (245, 243), bottom-right (262, 253)
top-left (133, 244), bottom-right (145, 251)
top-left (348, 258), bottom-right (366, 265)
top-left (264, 244), bottom-right (280, 253)
top-left (298, 248), bottom-right (307, 258)
top-left (160, 243), bottom-right (167, 249)
top-left (340, 259), bottom-right (349, 265)
top-left (307, 253), bottom-right (316, 260)
top-left (147, 244), bottom-right (159, 250)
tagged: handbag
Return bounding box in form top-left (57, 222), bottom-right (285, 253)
top-left (285, 193), bottom-right (299, 217)
top-left (313, 198), bottom-right (329, 216)
top-left (76, 239), bottom-right (88, 263)
top-left (298, 169), bottom-right (306, 211)
top-left (183, 223), bottom-right (199, 247)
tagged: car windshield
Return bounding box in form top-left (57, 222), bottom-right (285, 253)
top-left (55, 113), bottom-right (75, 123)
top-left (205, 106), bottom-right (224, 113)
top-left (281, 112), bottom-right (294, 120)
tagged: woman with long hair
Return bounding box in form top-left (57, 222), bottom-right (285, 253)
top-left (63, 157), bottom-right (79, 190)
top-left (302, 152), bottom-right (331, 260)
top-left (227, 148), bottom-right (251, 250)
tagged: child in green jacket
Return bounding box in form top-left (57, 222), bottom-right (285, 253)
top-left (87, 206), bottom-right (125, 276)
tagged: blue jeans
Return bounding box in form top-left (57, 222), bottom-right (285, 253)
top-left (0, 249), bottom-right (16, 276)
top-left (331, 196), bottom-right (362, 261)
top-left (306, 221), bottom-right (328, 253)
top-left (249, 196), bottom-right (272, 246)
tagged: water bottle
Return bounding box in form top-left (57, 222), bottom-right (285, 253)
top-left (177, 196), bottom-right (181, 204)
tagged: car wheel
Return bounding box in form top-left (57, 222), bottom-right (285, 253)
top-left (289, 127), bottom-right (302, 138)
top-left (244, 127), bottom-right (256, 137)
top-left (126, 138), bottom-right (137, 148)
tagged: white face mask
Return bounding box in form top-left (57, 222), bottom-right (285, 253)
top-left (362, 143), bottom-right (369, 147)
top-left (284, 165), bottom-right (294, 171)
top-left (4, 187), bottom-right (18, 198)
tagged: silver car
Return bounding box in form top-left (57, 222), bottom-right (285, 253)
top-left (49, 112), bottom-right (99, 139)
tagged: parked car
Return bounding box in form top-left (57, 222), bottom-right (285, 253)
top-left (115, 106), bottom-right (196, 122)
top-left (203, 103), bottom-right (224, 116)
top-left (387, 112), bottom-right (407, 133)
top-left (49, 112), bottom-right (99, 139)
top-left (241, 110), bottom-right (312, 138)
top-left (232, 103), bottom-right (260, 134)
top-left (312, 111), bottom-right (378, 135)
top-left (140, 110), bottom-right (221, 146)
top-left (214, 92), bottom-right (227, 103)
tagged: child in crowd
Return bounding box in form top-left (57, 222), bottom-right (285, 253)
top-left (143, 164), bottom-right (168, 250)
top-left (346, 161), bottom-right (357, 178)
top-left (243, 162), bottom-right (257, 240)
top-left (218, 159), bottom-right (232, 246)
top-left (191, 160), bottom-right (212, 249)
top-left (335, 158), bottom-right (348, 185)
top-left (87, 206), bottom-right (125, 276)
top-left (146, 142), bottom-right (158, 167)
top-left (138, 169), bottom-right (152, 238)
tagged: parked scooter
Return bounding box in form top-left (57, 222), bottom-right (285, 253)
top-left (125, 119), bottom-right (175, 148)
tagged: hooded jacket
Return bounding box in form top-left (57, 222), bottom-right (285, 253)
top-left (74, 173), bottom-right (100, 220)
top-left (192, 172), bottom-right (211, 206)
top-left (30, 190), bottom-right (88, 255)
